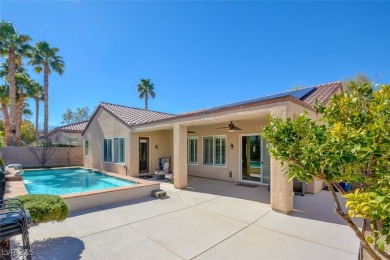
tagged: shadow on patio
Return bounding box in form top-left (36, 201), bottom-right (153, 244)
top-left (159, 175), bottom-right (360, 227)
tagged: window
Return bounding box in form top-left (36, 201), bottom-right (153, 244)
top-left (203, 136), bottom-right (226, 167)
top-left (203, 137), bottom-right (213, 165)
top-left (114, 138), bottom-right (125, 163)
top-left (104, 139), bottom-right (112, 162)
top-left (215, 136), bottom-right (226, 166)
top-left (104, 138), bottom-right (125, 163)
top-left (188, 137), bottom-right (198, 164)
top-left (84, 140), bottom-right (89, 157)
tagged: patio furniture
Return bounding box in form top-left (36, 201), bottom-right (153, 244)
top-left (7, 164), bottom-right (22, 171)
top-left (154, 157), bottom-right (170, 179)
top-left (5, 163), bottom-right (24, 176)
top-left (154, 162), bottom-right (169, 179)
top-left (293, 177), bottom-right (306, 196)
top-left (165, 172), bottom-right (173, 183)
top-left (0, 198), bottom-right (32, 260)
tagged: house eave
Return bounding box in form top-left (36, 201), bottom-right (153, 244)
top-left (132, 95), bottom-right (316, 129)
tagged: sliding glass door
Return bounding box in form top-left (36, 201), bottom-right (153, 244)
top-left (240, 134), bottom-right (270, 184)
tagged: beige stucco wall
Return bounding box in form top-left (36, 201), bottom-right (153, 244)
top-left (83, 108), bottom-right (173, 177)
top-left (2, 146), bottom-right (83, 168)
top-left (83, 109), bottom-right (131, 175)
top-left (187, 118), bottom-right (269, 182)
top-left (128, 130), bottom-right (173, 177)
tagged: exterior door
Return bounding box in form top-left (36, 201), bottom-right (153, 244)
top-left (240, 134), bottom-right (270, 184)
top-left (139, 137), bottom-right (149, 173)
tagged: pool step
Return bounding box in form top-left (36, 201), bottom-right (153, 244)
top-left (151, 189), bottom-right (167, 199)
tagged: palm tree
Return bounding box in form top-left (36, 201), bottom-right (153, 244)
top-left (29, 41), bottom-right (64, 140)
top-left (27, 81), bottom-right (43, 141)
top-left (136, 78), bottom-right (155, 110)
top-left (0, 84), bottom-right (11, 146)
top-left (15, 72), bottom-right (35, 145)
top-left (0, 20), bottom-right (32, 146)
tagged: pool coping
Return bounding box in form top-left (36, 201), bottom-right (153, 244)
top-left (7, 167), bottom-right (160, 211)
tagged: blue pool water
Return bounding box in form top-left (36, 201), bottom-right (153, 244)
top-left (250, 162), bottom-right (261, 168)
top-left (23, 168), bottom-right (137, 195)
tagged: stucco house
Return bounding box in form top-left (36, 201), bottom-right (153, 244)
top-left (49, 120), bottom-right (89, 146)
top-left (82, 81), bottom-right (342, 213)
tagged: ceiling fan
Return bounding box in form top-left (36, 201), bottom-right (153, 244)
top-left (217, 121), bottom-right (242, 132)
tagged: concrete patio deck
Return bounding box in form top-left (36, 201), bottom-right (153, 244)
top-left (12, 176), bottom-right (360, 259)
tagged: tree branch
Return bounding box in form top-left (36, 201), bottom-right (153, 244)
top-left (324, 180), bottom-right (381, 260)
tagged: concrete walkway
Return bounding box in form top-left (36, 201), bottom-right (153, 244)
top-left (13, 176), bottom-right (360, 259)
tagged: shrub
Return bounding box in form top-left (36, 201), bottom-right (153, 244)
top-left (18, 194), bottom-right (68, 223)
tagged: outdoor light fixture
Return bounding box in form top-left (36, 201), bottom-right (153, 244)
top-left (155, 144), bottom-right (158, 149)
top-left (230, 143), bottom-right (234, 150)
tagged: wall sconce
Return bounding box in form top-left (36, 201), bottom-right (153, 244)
top-left (155, 144), bottom-right (158, 150)
top-left (230, 143), bottom-right (234, 150)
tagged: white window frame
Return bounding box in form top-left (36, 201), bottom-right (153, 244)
top-left (104, 138), bottom-right (113, 163)
top-left (188, 137), bottom-right (198, 165)
top-left (104, 137), bottom-right (125, 164)
top-left (202, 135), bottom-right (227, 167)
top-left (203, 136), bottom-right (214, 166)
top-left (214, 136), bottom-right (226, 167)
top-left (84, 140), bottom-right (89, 157)
top-left (113, 137), bottom-right (125, 164)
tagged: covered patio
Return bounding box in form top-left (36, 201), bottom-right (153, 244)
top-left (129, 97), bottom-right (321, 213)
top-left (12, 176), bottom-right (360, 259)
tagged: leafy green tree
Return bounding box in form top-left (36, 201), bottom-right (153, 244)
top-left (263, 82), bottom-right (390, 259)
top-left (61, 106), bottom-right (91, 125)
top-left (343, 73), bottom-right (370, 91)
top-left (136, 78), bottom-right (155, 110)
top-left (29, 41), bottom-right (64, 140)
top-left (0, 20), bottom-right (32, 146)
top-left (21, 120), bottom-right (35, 145)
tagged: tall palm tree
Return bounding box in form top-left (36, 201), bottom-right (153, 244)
top-left (15, 72), bottom-right (34, 145)
top-left (27, 81), bottom-right (43, 141)
top-left (0, 84), bottom-right (11, 146)
top-left (136, 78), bottom-right (155, 110)
top-left (0, 20), bottom-right (32, 146)
top-left (29, 41), bottom-right (64, 140)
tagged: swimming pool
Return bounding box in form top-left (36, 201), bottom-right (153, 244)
top-left (23, 168), bottom-right (138, 195)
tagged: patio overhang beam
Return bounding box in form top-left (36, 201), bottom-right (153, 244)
top-left (131, 96), bottom-right (315, 132)
top-left (131, 96), bottom-right (316, 131)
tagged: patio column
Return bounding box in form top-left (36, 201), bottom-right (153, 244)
top-left (270, 106), bottom-right (294, 213)
top-left (173, 124), bottom-right (188, 189)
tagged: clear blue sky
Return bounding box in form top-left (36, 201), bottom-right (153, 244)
top-left (1, 1), bottom-right (389, 127)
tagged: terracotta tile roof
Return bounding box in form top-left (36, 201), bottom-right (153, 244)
top-left (83, 81), bottom-right (341, 133)
top-left (100, 102), bottom-right (176, 126)
top-left (51, 120), bottom-right (89, 134)
top-left (300, 81), bottom-right (342, 106)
